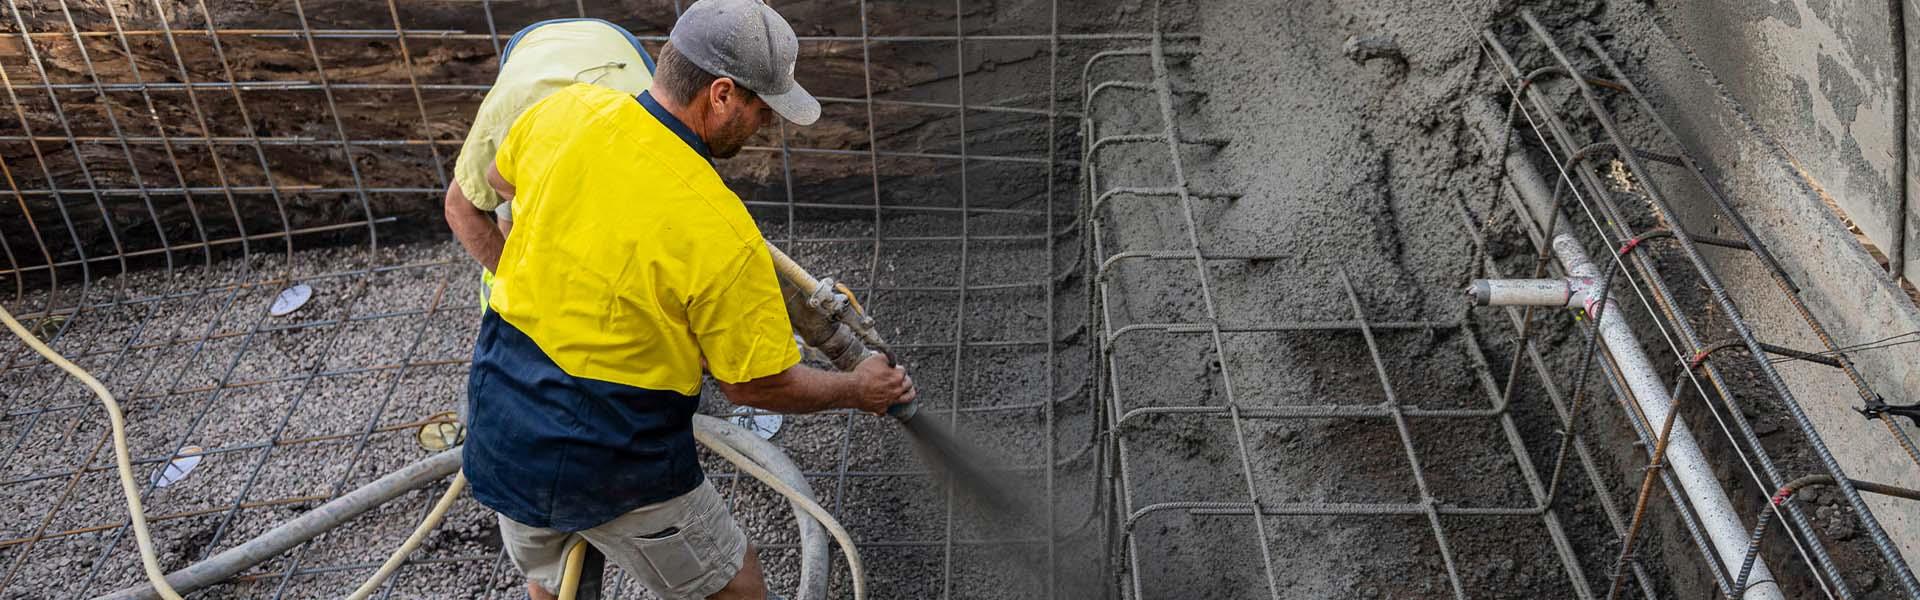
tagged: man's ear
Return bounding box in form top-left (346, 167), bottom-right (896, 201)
top-left (710, 77), bottom-right (742, 110)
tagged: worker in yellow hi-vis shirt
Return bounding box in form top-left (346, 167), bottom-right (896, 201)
top-left (443, 17), bottom-right (655, 299)
top-left (446, 3), bottom-right (916, 600)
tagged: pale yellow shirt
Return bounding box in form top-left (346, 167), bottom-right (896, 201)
top-left (454, 20), bottom-right (655, 214)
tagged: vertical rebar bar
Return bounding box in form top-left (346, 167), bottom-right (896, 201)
top-left (192, 0), bottom-right (298, 267)
top-left (1143, 17), bottom-right (1280, 595)
top-left (3, 0), bottom-right (126, 281)
top-left (382, 0), bottom-right (451, 190)
top-left (145, 0), bottom-right (254, 268)
top-left (1339, 269), bottom-right (1468, 597)
top-left (101, 0), bottom-right (214, 272)
top-left (52, 0), bottom-right (175, 275)
top-left (943, 0), bottom-right (971, 595)
top-left (1478, 25), bottom-right (1848, 594)
top-left (1044, 0), bottom-right (1061, 595)
top-left (289, 0), bottom-right (381, 252)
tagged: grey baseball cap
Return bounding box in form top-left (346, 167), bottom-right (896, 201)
top-left (670, 0), bottom-right (819, 126)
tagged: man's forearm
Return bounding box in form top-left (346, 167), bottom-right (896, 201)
top-left (444, 183), bottom-right (505, 272)
top-left (720, 364), bottom-right (856, 414)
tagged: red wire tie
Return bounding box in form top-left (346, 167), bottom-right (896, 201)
top-left (1618, 238), bottom-right (1644, 257)
top-left (1771, 485), bottom-right (1796, 507)
top-left (1689, 350), bottom-right (1711, 371)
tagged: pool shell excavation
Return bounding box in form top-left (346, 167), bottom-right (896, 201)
top-left (3, 0), bottom-right (1920, 598)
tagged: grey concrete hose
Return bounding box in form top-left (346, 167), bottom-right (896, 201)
top-left (690, 414), bottom-right (838, 600)
top-left (99, 416), bottom-right (840, 600)
top-left (97, 449), bottom-right (463, 600)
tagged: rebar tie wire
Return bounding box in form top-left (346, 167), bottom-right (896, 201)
top-left (1733, 476), bottom-right (1920, 595)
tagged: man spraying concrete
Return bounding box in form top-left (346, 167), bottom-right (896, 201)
top-left (444, 2), bottom-right (916, 599)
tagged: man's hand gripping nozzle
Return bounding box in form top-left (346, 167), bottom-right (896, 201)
top-left (766, 243), bottom-right (919, 423)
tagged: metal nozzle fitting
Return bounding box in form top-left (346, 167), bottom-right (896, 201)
top-left (1465, 280), bottom-right (1491, 305)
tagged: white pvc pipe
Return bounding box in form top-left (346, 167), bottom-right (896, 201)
top-left (1466, 278), bottom-right (1574, 307)
top-left (1550, 234), bottom-right (1781, 599)
top-left (1487, 119), bottom-right (1784, 598)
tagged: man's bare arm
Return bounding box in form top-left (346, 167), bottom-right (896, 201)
top-left (717, 353), bottom-right (914, 416)
top-left (443, 182), bottom-right (506, 272)
top-left (486, 162), bottom-right (516, 202)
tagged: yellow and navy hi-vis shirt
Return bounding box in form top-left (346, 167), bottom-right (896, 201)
top-left (464, 83), bottom-right (801, 532)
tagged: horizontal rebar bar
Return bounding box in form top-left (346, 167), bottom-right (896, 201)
top-left (0, 28), bottom-right (1198, 43)
top-left (1, 88), bottom-right (1071, 117)
top-left (0, 140), bottom-right (1059, 165)
top-left (0, 219), bottom-right (395, 279)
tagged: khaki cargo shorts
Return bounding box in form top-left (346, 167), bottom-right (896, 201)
top-left (498, 480), bottom-right (748, 599)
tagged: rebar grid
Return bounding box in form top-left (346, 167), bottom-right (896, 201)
top-left (18, 1), bottom-right (1911, 598)
top-left (0, 1), bottom-right (1137, 597)
top-left (1083, 21), bottom-right (1656, 599)
top-left (1462, 11), bottom-right (1920, 598)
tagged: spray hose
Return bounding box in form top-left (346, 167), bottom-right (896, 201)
top-left (0, 296), bottom-right (469, 600)
top-left (692, 417), bottom-right (867, 600)
top-left (13, 291), bottom-right (859, 600)
top-left (15, 245), bottom-right (873, 599)
top-left (0, 302), bottom-right (184, 600)
top-left (550, 414), bottom-right (867, 600)
top-left (765, 243), bottom-right (918, 423)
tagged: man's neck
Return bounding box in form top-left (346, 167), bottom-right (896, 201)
top-left (649, 85), bottom-right (711, 146)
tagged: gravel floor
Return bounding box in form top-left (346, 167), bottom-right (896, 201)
top-left (0, 187), bottom-right (1087, 600)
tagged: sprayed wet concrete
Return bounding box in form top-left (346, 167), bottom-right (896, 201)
top-left (1086, 2), bottom-right (1585, 595)
top-left (1077, 0), bottom-right (1901, 597)
top-left (1083, 0), bottom-right (1776, 597)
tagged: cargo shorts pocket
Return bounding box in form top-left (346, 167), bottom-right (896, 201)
top-left (635, 527), bottom-right (707, 589)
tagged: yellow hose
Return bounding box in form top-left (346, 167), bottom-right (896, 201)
top-left (2, 299), bottom-right (468, 600)
top-left (692, 427), bottom-right (867, 600)
top-left (344, 472), bottom-right (468, 600)
top-left (0, 302), bottom-right (184, 600)
top-left (766, 242), bottom-right (821, 293)
top-left (767, 243), bottom-right (868, 317)
top-left (834, 282), bottom-right (866, 316)
top-left (557, 540), bottom-right (591, 600)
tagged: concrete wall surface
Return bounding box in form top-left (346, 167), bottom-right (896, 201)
top-left (1651, 0), bottom-right (1912, 274)
top-left (1624, 0), bottom-right (1920, 567)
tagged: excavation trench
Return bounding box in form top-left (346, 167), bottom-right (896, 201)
top-left (2, 0), bottom-right (1907, 598)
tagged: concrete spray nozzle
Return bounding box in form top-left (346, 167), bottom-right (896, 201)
top-left (886, 400), bottom-right (919, 422)
top-left (768, 241), bottom-right (917, 422)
